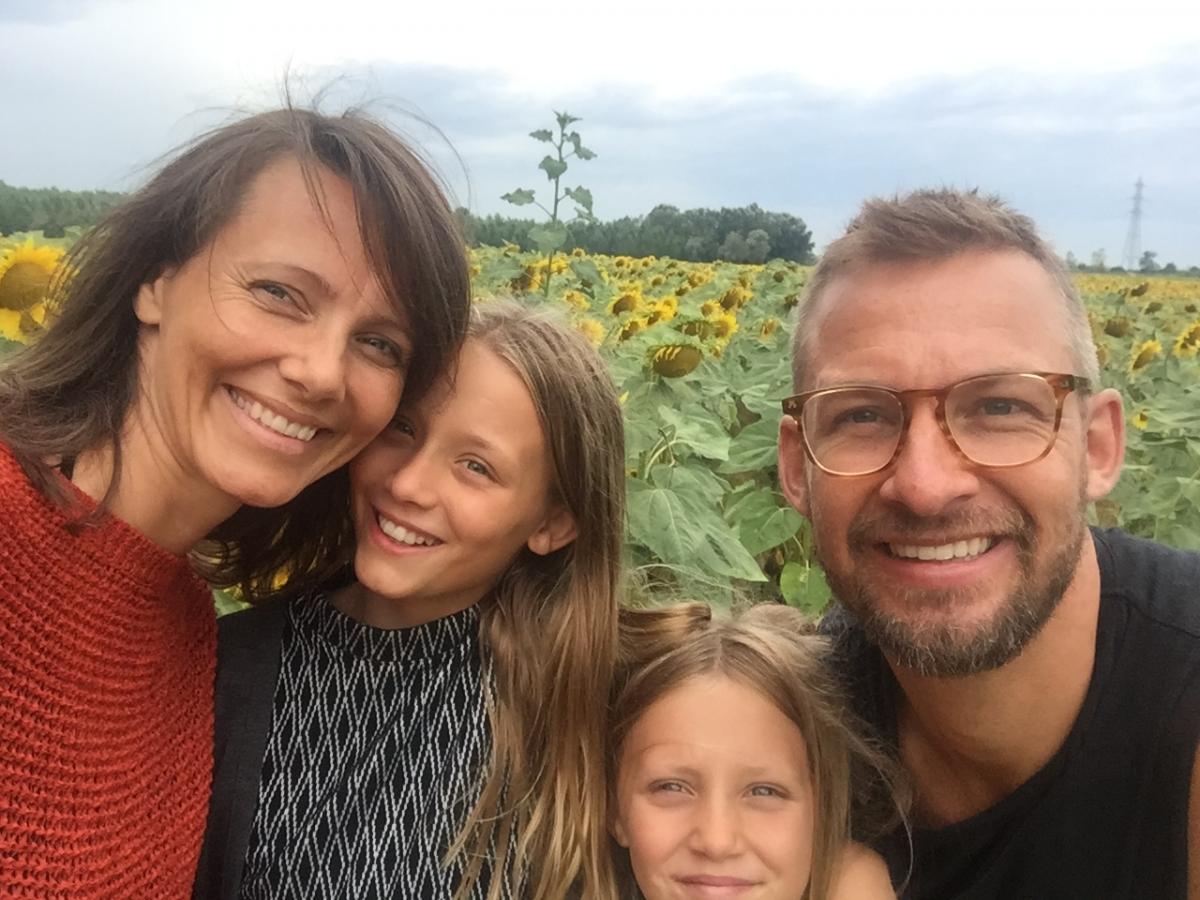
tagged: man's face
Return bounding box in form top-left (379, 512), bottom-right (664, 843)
top-left (779, 250), bottom-right (1123, 677)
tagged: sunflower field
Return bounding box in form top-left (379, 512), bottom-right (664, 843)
top-left (3, 231), bottom-right (1199, 612)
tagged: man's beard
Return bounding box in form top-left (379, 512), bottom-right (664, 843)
top-left (815, 496), bottom-right (1088, 678)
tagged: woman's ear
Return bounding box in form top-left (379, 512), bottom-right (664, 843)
top-left (134, 267), bottom-right (177, 327)
top-left (526, 505), bottom-right (577, 556)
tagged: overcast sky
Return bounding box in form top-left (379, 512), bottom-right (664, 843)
top-left (3, 0), bottom-right (1199, 266)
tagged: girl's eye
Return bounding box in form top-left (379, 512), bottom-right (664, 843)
top-left (359, 335), bottom-right (406, 369)
top-left (464, 459), bottom-right (492, 478)
top-left (650, 780), bottom-right (686, 794)
top-left (748, 784), bottom-right (785, 799)
top-left (389, 417), bottom-right (416, 437)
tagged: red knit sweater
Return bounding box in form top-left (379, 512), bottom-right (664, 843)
top-left (0, 443), bottom-right (216, 898)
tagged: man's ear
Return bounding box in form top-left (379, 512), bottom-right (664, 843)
top-left (134, 268), bottom-right (176, 327)
top-left (1084, 388), bottom-right (1126, 501)
top-left (526, 505), bottom-right (578, 556)
top-left (778, 415), bottom-right (811, 517)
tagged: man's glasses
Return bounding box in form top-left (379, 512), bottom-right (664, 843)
top-left (781, 372), bottom-right (1091, 477)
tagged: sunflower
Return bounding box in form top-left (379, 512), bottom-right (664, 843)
top-left (563, 290), bottom-right (590, 311)
top-left (575, 318), bottom-right (606, 347)
top-left (759, 317), bottom-right (780, 338)
top-left (679, 318), bottom-right (714, 340)
top-left (1128, 339), bottom-right (1162, 375)
top-left (1103, 317), bottom-right (1131, 338)
top-left (1094, 343), bottom-right (1109, 368)
top-left (608, 286), bottom-right (644, 316)
top-left (712, 311), bottom-right (739, 340)
top-left (0, 240), bottom-right (65, 311)
top-left (0, 309), bottom-right (22, 342)
top-left (653, 297), bottom-right (678, 322)
top-left (619, 316), bottom-right (649, 341)
top-left (1130, 410), bottom-right (1149, 431)
top-left (649, 344), bottom-right (703, 378)
top-left (1173, 320), bottom-right (1200, 359)
top-left (720, 285), bottom-right (752, 310)
top-left (700, 300), bottom-right (722, 319)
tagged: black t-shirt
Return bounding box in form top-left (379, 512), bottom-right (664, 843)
top-left (829, 528), bottom-right (1200, 900)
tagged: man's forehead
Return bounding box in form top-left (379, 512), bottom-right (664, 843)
top-left (801, 251), bottom-right (1074, 388)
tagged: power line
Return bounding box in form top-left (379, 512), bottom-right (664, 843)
top-left (1122, 178), bottom-right (1144, 271)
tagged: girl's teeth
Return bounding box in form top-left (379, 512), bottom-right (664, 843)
top-left (231, 390), bottom-right (318, 442)
top-left (890, 537), bottom-right (992, 561)
top-left (378, 515), bottom-right (440, 547)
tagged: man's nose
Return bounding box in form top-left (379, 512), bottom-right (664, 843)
top-left (877, 403), bottom-right (981, 517)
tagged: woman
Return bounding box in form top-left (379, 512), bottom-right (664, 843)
top-left (0, 106), bottom-right (470, 896)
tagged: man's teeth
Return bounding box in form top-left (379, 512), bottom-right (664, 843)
top-left (889, 537), bottom-right (993, 561)
top-left (378, 515), bottom-right (440, 547)
top-left (231, 390), bottom-right (318, 441)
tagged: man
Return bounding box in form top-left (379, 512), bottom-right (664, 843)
top-left (777, 188), bottom-right (1200, 899)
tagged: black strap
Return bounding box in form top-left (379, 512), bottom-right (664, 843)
top-left (193, 600), bottom-right (289, 900)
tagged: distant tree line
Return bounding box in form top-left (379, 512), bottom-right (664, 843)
top-left (1066, 249), bottom-right (1200, 277)
top-left (0, 181), bottom-right (126, 237)
top-left (461, 202), bottom-right (816, 264)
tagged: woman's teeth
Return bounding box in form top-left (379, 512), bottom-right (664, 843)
top-left (889, 537), bottom-right (993, 561)
top-left (230, 389), bottom-right (318, 441)
top-left (378, 514), bottom-right (440, 547)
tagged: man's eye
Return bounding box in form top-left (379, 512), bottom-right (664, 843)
top-left (980, 398), bottom-right (1023, 416)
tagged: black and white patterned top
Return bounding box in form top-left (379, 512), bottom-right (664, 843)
top-left (239, 592), bottom-right (500, 899)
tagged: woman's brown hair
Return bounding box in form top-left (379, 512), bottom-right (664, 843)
top-left (448, 300), bottom-right (625, 900)
top-left (0, 104), bottom-right (471, 594)
top-left (610, 602), bottom-right (908, 900)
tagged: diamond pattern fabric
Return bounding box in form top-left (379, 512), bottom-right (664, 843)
top-left (239, 593), bottom-right (504, 898)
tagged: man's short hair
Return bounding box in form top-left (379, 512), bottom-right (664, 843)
top-left (790, 188), bottom-right (1100, 390)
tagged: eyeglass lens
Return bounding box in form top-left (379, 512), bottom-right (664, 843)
top-left (801, 374), bottom-right (1062, 475)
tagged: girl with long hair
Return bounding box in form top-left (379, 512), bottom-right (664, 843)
top-left (0, 106), bottom-right (470, 896)
top-left (199, 300), bottom-right (626, 899)
top-left (610, 602), bottom-right (907, 900)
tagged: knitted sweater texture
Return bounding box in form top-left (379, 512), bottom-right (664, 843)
top-left (0, 443), bottom-right (217, 898)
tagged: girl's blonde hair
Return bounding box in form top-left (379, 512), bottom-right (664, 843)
top-left (452, 299), bottom-right (625, 900)
top-left (610, 602), bottom-right (907, 900)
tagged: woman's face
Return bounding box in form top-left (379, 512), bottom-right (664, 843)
top-left (133, 155), bottom-right (412, 513)
top-left (613, 675), bottom-right (816, 900)
top-left (345, 338), bottom-right (576, 629)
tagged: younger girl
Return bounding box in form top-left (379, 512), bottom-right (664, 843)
top-left (199, 300), bottom-right (626, 899)
top-left (610, 602), bottom-right (905, 900)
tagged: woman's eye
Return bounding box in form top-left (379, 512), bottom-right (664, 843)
top-left (253, 281), bottom-right (298, 307)
top-left (359, 335), bottom-right (406, 368)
